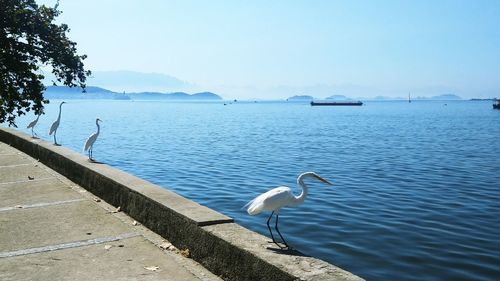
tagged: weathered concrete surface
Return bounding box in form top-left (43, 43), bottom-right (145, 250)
top-left (0, 178), bottom-right (80, 208)
top-left (0, 200), bottom-right (131, 252)
top-left (0, 127), bottom-right (364, 281)
top-left (0, 142), bottom-right (222, 281)
top-left (0, 237), bottom-right (205, 281)
top-left (0, 164), bottom-right (53, 183)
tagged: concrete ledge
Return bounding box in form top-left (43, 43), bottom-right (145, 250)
top-left (0, 127), bottom-right (363, 281)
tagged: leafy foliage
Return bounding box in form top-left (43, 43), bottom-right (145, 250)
top-left (0, 0), bottom-right (90, 126)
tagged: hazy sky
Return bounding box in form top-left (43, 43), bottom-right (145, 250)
top-left (37, 0), bottom-right (500, 99)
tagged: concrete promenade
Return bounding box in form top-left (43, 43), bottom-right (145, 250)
top-left (0, 141), bottom-right (222, 281)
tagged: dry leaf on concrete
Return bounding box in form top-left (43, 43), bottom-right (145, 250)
top-left (112, 206), bottom-right (121, 213)
top-left (132, 220), bottom-right (139, 226)
top-left (93, 198), bottom-right (101, 202)
top-left (104, 245), bottom-right (112, 250)
top-left (180, 249), bottom-right (190, 258)
top-left (144, 266), bottom-right (159, 271)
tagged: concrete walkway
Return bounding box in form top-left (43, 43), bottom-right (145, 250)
top-left (0, 142), bottom-right (222, 281)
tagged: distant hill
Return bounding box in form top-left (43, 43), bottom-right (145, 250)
top-left (191, 92), bottom-right (222, 100)
top-left (429, 94), bottom-right (462, 100)
top-left (84, 70), bottom-right (192, 93)
top-left (411, 94), bottom-right (462, 100)
top-left (287, 95), bottom-right (314, 101)
top-left (127, 91), bottom-right (222, 100)
top-left (326, 95), bottom-right (353, 101)
top-left (43, 86), bottom-right (222, 100)
top-left (42, 70), bottom-right (193, 93)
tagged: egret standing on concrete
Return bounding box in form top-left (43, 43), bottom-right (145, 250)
top-left (84, 118), bottom-right (102, 161)
top-left (245, 172), bottom-right (332, 249)
top-left (27, 114), bottom-right (41, 138)
top-left (48, 101), bottom-right (66, 145)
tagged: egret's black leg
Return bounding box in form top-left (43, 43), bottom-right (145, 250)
top-left (266, 211), bottom-right (278, 244)
top-left (54, 133), bottom-right (60, 145)
top-left (275, 213), bottom-right (289, 249)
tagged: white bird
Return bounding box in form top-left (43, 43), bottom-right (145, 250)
top-left (245, 172), bottom-right (332, 249)
top-left (48, 101), bottom-right (66, 145)
top-left (27, 113), bottom-right (41, 138)
top-left (83, 118), bottom-right (102, 161)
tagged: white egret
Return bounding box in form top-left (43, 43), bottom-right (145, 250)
top-left (83, 118), bottom-right (102, 161)
top-left (48, 101), bottom-right (66, 145)
top-left (245, 172), bottom-right (332, 249)
top-left (27, 114), bottom-right (41, 138)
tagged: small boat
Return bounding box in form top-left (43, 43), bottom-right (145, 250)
top-left (493, 99), bottom-right (500, 109)
top-left (311, 100), bottom-right (363, 106)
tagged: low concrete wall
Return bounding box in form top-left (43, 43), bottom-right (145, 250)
top-left (0, 127), bottom-right (364, 281)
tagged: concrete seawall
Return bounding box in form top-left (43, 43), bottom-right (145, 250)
top-left (0, 127), bottom-right (364, 281)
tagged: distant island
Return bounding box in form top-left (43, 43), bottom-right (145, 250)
top-left (126, 91), bottom-right (220, 100)
top-left (425, 94), bottom-right (462, 100)
top-left (43, 86), bottom-right (222, 100)
top-left (325, 95), bottom-right (353, 101)
top-left (287, 95), bottom-right (314, 101)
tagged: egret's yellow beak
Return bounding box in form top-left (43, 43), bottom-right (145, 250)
top-left (313, 174), bottom-right (333, 185)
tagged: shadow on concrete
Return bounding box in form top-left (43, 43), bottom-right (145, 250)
top-left (266, 245), bottom-right (308, 257)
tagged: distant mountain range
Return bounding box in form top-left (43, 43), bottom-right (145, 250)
top-left (287, 94), bottom-right (462, 101)
top-left (43, 70), bottom-right (193, 93)
top-left (373, 94), bottom-right (462, 100)
top-left (126, 91), bottom-right (221, 100)
top-left (43, 86), bottom-right (222, 100)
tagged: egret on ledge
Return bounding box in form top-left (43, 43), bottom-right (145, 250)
top-left (27, 113), bottom-right (41, 138)
top-left (84, 118), bottom-right (102, 161)
top-left (244, 172), bottom-right (332, 249)
top-left (48, 101), bottom-right (66, 145)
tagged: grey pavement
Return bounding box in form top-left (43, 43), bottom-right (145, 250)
top-left (0, 142), bottom-right (223, 281)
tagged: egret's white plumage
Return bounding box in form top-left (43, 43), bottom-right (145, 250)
top-left (27, 114), bottom-right (41, 137)
top-left (48, 101), bottom-right (66, 145)
top-left (245, 172), bottom-right (332, 249)
top-left (84, 118), bottom-right (101, 161)
top-left (246, 186), bottom-right (297, 215)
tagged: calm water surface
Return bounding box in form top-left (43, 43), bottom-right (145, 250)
top-left (12, 100), bottom-right (500, 280)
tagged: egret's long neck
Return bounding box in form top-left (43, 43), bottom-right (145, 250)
top-left (96, 120), bottom-right (100, 135)
top-left (291, 175), bottom-right (309, 206)
top-left (56, 104), bottom-right (63, 121)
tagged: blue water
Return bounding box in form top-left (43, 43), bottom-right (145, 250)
top-left (10, 100), bottom-right (500, 280)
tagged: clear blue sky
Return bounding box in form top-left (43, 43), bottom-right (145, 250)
top-left (37, 0), bottom-right (500, 99)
